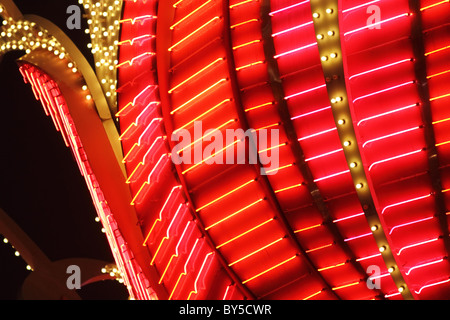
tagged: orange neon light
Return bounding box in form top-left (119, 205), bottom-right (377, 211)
top-left (425, 45), bottom-right (450, 56)
top-left (228, 238), bottom-right (283, 267)
top-left (430, 92), bottom-right (450, 101)
top-left (158, 221), bottom-right (193, 284)
top-left (232, 39), bottom-right (261, 50)
top-left (274, 183), bottom-right (303, 194)
top-left (176, 119), bottom-right (237, 155)
top-left (305, 243), bottom-right (333, 254)
top-left (170, 78), bottom-right (228, 115)
top-left (244, 101), bottom-right (274, 112)
top-left (229, 0), bottom-right (256, 9)
top-left (258, 142), bottom-right (288, 154)
top-left (265, 163), bottom-right (294, 174)
top-left (427, 69), bottom-right (450, 79)
top-left (332, 281), bottom-right (360, 291)
top-left (115, 86), bottom-right (158, 117)
top-left (254, 122), bottom-right (280, 132)
top-left (421, 0), bottom-right (450, 11)
top-left (173, 99), bottom-right (231, 133)
top-left (130, 154), bottom-right (171, 205)
top-left (169, 239), bottom-right (200, 300)
top-left (236, 60), bottom-right (265, 71)
top-left (242, 255), bottom-right (297, 284)
top-left (119, 15), bottom-right (157, 25)
top-left (205, 198), bottom-right (264, 231)
top-left (169, 58), bottom-right (225, 94)
top-left (150, 204), bottom-right (184, 265)
top-left (116, 52), bottom-right (155, 68)
top-left (182, 140), bottom-right (240, 175)
top-left (196, 179), bottom-right (255, 212)
top-left (187, 252), bottom-right (215, 300)
top-left (168, 16), bottom-right (221, 52)
top-left (303, 290), bottom-right (323, 300)
top-left (230, 18), bottom-right (259, 29)
top-left (171, 0), bottom-right (213, 30)
top-left (142, 186), bottom-right (181, 245)
top-left (433, 116), bottom-right (450, 125)
top-left (294, 224), bottom-right (322, 233)
top-left (118, 34), bottom-right (155, 46)
top-left (318, 262), bottom-right (346, 272)
top-left (216, 218), bottom-right (274, 249)
top-left (436, 140), bottom-right (450, 147)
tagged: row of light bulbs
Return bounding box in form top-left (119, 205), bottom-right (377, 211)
top-left (77, 0), bottom-right (123, 111)
top-left (2, 236), bottom-right (33, 272)
top-left (312, 5), bottom-right (407, 295)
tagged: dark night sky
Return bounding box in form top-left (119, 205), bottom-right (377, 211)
top-left (0, 1), bottom-right (127, 299)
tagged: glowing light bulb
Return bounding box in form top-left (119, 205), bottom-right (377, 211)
top-left (326, 8), bottom-right (334, 14)
top-left (379, 246), bottom-right (386, 253)
top-left (338, 119), bottom-right (345, 125)
top-left (321, 56), bottom-right (328, 61)
top-left (371, 225), bottom-right (378, 231)
top-left (356, 183), bottom-right (364, 189)
top-left (317, 34), bottom-right (324, 40)
top-left (312, 12), bottom-right (320, 18)
top-left (328, 30), bottom-right (335, 36)
top-left (343, 140), bottom-right (351, 147)
top-left (330, 52), bottom-right (338, 58)
top-left (350, 162), bottom-right (357, 168)
top-left (388, 267), bottom-right (395, 273)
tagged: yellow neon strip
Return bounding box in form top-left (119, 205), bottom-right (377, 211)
top-left (173, 0), bottom-right (184, 7)
top-left (265, 163), bottom-right (294, 174)
top-left (174, 99), bottom-right (231, 132)
top-left (242, 255), bottom-right (297, 284)
top-left (230, 18), bottom-right (259, 29)
top-left (245, 101), bottom-right (274, 112)
top-left (131, 182), bottom-right (149, 205)
top-left (232, 39), bottom-right (261, 50)
top-left (159, 254), bottom-right (177, 284)
top-left (436, 140), bottom-right (450, 147)
top-left (421, 0), bottom-right (449, 11)
top-left (196, 179), bottom-right (255, 212)
top-left (182, 140), bottom-right (240, 175)
top-left (205, 198), bottom-right (263, 231)
top-left (258, 142), bottom-right (287, 154)
top-left (254, 122), bottom-right (280, 131)
top-left (126, 162), bottom-right (144, 184)
top-left (303, 290), bottom-right (323, 300)
top-left (318, 262), bottom-right (346, 272)
top-left (427, 69), bottom-right (450, 79)
top-left (425, 45), bottom-right (450, 56)
top-left (168, 16), bottom-right (221, 52)
top-left (332, 281), bottom-right (360, 291)
top-left (274, 183), bottom-right (303, 194)
top-left (442, 188), bottom-right (450, 193)
top-left (171, 0), bottom-right (213, 30)
top-left (236, 60), bottom-right (264, 71)
top-left (169, 58), bottom-right (225, 94)
top-left (228, 238), bottom-right (283, 266)
top-left (430, 92), bottom-right (450, 101)
top-left (305, 243), bottom-right (333, 254)
top-left (294, 224), bottom-right (322, 233)
top-left (216, 218), bottom-right (274, 249)
top-left (170, 78), bottom-right (227, 114)
top-left (230, 0), bottom-right (255, 9)
top-left (176, 119), bottom-right (236, 154)
top-left (432, 117), bottom-right (450, 125)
